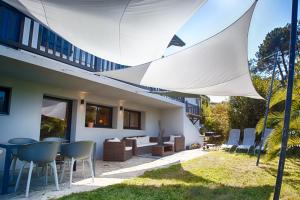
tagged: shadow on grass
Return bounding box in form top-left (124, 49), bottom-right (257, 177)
top-left (59, 162), bottom-right (274, 200)
top-left (141, 163), bottom-right (211, 184)
top-left (59, 183), bottom-right (273, 200)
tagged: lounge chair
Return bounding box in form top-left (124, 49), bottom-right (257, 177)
top-left (235, 128), bottom-right (256, 153)
top-left (254, 128), bottom-right (273, 154)
top-left (221, 129), bottom-right (240, 151)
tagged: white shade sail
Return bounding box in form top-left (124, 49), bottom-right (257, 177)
top-left (5, 0), bottom-right (206, 66)
top-left (100, 1), bottom-right (262, 99)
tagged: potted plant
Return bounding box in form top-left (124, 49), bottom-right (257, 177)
top-left (86, 110), bottom-right (96, 128)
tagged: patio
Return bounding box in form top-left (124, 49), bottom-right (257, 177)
top-left (1, 149), bottom-right (206, 200)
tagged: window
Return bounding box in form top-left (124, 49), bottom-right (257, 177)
top-left (85, 103), bottom-right (113, 128)
top-left (0, 86), bottom-right (11, 115)
top-left (123, 109), bottom-right (141, 130)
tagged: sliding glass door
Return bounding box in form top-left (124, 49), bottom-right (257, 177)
top-left (40, 96), bottom-right (72, 141)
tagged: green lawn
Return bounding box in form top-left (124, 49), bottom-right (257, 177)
top-left (59, 152), bottom-right (300, 200)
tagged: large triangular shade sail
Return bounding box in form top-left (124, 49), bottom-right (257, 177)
top-left (5, 0), bottom-right (206, 66)
top-left (100, 1), bottom-right (262, 99)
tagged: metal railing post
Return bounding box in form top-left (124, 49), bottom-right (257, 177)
top-left (256, 50), bottom-right (278, 166)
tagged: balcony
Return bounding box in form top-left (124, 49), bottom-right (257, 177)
top-left (185, 102), bottom-right (200, 124)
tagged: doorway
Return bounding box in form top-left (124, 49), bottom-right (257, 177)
top-left (40, 96), bottom-right (72, 141)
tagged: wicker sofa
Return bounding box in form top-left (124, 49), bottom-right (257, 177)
top-left (163, 135), bottom-right (185, 152)
top-left (103, 138), bottom-right (133, 161)
top-left (124, 136), bottom-right (158, 155)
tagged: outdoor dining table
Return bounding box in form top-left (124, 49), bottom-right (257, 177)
top-left (0, 141), bottom-right (96, 195)
top-left (0, 142), bottom-right (24, 194)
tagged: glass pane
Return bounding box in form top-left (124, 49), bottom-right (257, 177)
top-left (31, 22), bottom-right (39, 48)
top-left (40, 98), bottom-right (69, 140)
top-left (22, 17), bottom-right (31, 46)
top-left (85, 104), bottom-right (97, 126)
top-left (81, 50), bottom-right (86, 65)
top-left (98, 107), bottom-right (112, 127)
top-left (0, 90), bottom-right (6, 113)
top-left (55, 36), bottom-right (62, 53)
top-left (130, 112), bottom-right (140, 129)
top-left (0, 87), bottom-right (10, 114)
top-left (123, 110), bottom-right (130, 128)
top-left (75, 47), bottom-right (80, 63)
top-left (87, 53), bottom-right (91, 67)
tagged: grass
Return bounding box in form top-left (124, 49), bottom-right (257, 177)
top-left (59, 151), bottom-right (300, 200)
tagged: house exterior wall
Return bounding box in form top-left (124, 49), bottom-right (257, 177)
top-left (0, 75), bottom-right (174, 170)
top-left (160, 108), bottom-right (203, 147)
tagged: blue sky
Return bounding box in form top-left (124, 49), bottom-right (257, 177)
top-left (165, 0), bottom-right (299, 103)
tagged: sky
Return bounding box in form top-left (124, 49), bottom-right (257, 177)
top-left (164, 0), bottom-right (299, 103)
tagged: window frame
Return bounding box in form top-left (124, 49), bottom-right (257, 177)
top-left (0, 86), bottom-right (11, 115)
top-left (123, 109), bottom-right (141, 130)
top-left (85, 103), bottom-right (113, 128)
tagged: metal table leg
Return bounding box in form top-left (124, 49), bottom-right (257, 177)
top-left (1, 149), bottom-right (12, 194)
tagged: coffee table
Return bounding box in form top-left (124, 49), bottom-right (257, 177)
top-left (152, 144), bottom-right (174, 156)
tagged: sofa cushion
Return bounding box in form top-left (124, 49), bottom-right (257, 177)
top-left (125, 146), bottom-right (133, 151)
top-left (137, 136), bottom-right (149, 145)
top-left (108, 138), bottom-right (121, 142)
top-left (137, 142), bottom-right (157, 148)
top-left (164, 141), bottom-right (174, 145)
top-left (170, 135), bottom-right (181, 142)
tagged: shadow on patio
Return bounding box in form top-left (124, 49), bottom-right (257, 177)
top-left (1, 149), bottom-right (206, 199)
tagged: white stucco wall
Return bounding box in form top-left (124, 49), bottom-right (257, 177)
top-left (160, 108), bottom-right (202, 148)
top-left (0, 76), bottom-right (168, 170)
top-left (183, 115), bottom-right (203, 147)
top-left (160, 108), bottom-right (184, 135)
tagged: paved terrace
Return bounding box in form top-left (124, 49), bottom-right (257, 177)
top-left (3, 149), bottom-right (207, 200)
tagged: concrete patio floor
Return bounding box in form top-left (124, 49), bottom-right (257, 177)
top-left (2, 149), bottom-right (207, 200)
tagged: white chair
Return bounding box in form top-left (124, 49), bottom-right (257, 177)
top-left (221, 129), bottom-right (240, 151)
top-left (235, 128), bottom-right (256, 153)
top-left (15, 141), bottom-right (60, 198)
top-left (60, 141), bottom-right (95, 188)
top-left (8, 138), bottom-right (37, 181)
top-left (254, 129), bottom-right (273, 154)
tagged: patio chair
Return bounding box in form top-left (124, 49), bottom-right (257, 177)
top-left (8, 138), bottom-right (37, 180)
top-left (163, 135), bottom-right (185, 152)
top-left (235, 128), bottom-right (256, 153)
top-left (221, 129), bottom-right (240, 151)
top-left (60, 141), bottom-right (95, 188)
top-left (43, 137), bottom-right (69, 170)
top-left (254, 128), bottom-right (273, 154)
top-left (14, 141), bottom-right (60, 198)
top-left (124, 136), bottom-right (158, 155)
top-left (103, 138), bottom-right (133, 161)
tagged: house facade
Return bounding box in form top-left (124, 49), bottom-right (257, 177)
top-left (0, 2), bottom-right (202, 170)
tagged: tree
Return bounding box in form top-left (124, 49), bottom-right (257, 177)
top-left (253, 21), bottom-right (300, 85)
top-left (256, 63), bottom-right (300, 159)
top-left (202, 103), bottom-right (230, 142)
top-left (228, 76), bottom-right (271, 132)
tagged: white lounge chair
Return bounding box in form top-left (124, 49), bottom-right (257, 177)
top-left (235, 128), bottom-right (256, 153)
top-left (254, 128), bottom-right (273, 154)
top-left (221, 129), bottom-right (240, 151)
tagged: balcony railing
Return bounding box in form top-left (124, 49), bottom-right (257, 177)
top-left (0, 2), bottom-right (127, 73)
top-left (185, 102), bottom-right (200, 116)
